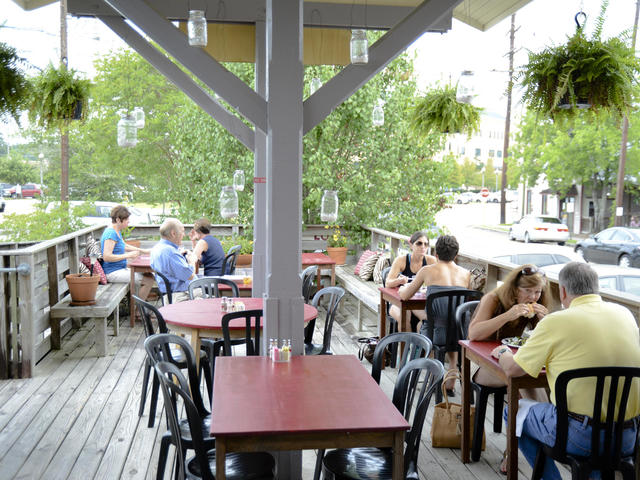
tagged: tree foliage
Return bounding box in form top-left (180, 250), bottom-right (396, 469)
top-left (0, 42), bottom-right (28, 124)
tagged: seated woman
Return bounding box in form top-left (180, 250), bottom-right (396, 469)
top-left (101, 205), bottom-right (154, 302)
top-left (386, 231), bottom-right (436, 332)
top-left (467, 264), bottom-right (549, 473)
top-left (188, 218), bottom-right (226, 276)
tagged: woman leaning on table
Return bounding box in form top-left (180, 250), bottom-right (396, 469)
top-left (386, 231), bottom-right (437, 332)
top-left (467, 264), bottom-right (550, 473)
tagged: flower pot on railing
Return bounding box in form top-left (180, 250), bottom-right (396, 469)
top-left (66, 273), bottom-right (100, 306)
top-left (236, 254), bottom-right (253, 267)
top-left (326, 247), bottom-right (348, 265)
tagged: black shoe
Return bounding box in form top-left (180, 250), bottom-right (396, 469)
top-left (446, 388), bottom-right (455, 397)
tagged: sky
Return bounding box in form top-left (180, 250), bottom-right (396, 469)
top-left (1, 0), bottom-right (639, 141)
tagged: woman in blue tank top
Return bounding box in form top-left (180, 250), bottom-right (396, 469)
top-left (188, 218), bottom-right (226, 276)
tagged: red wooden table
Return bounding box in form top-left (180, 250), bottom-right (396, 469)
top-left (459, 340), bottom-right (547, 479)
top-left (160, 298), bottom-right (317, 368)
top-left (128, 255), bottom-right (152, 327)
top-left (302, 252), bottom-right (336, 289)
top-left (211, 355), bottom-right (409, 480)
top-left (378, 286), bottom-right (426, 338)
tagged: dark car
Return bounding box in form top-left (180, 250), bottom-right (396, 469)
top-left (575, 227), bottom-right (640, 268)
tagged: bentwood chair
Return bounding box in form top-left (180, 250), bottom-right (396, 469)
top-left (154, 360), bottom-right (275, 480)
top-left (188, 276), bottom-right (240, 299)
top-left (322, 358), bottom-right (445, 480)
top-left (532, 367), bottom-right (640, 480)
top-left (221, 245), bottom-right (241, 275)
top-left (144, 334), bottom-right (215, 480)
top-left (455, 300), bottom-right (506, 461)
top-left (305, 286), bottom-right (345, 356)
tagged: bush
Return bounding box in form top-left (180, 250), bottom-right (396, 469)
top-left (0, 203), bottom-right (91, 242)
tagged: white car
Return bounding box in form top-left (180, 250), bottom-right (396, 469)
top-left (543, 263), bottom-right (640, 298)
top-left (455, 192), bottom-right (475, 204)
top-left (508, 215), bottom-right (570, 245)
top-left (493, 251), bottom-right (583, 268)
top-left (46, 201), bottom-right (154, 225)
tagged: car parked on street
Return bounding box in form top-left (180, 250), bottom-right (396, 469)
top-left (45, 201), bottom-right (155, 225)
top-left (9, 183), bottom-right (42, 198)
top-left (508, 215), bottom-right (570, 245)
top-left (493, 251), bottom-right (582, 268)
top-left (543, 263), bottom-right (640, 298)
top-left (574, 227), bottom-right (640, 268)
top-left (455, 192), bottom-right (475, 204)
top-left (0, 183), bottom-right (13, 198)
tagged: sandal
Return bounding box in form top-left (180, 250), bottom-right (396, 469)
top-left (445, 368), bottom-right (457, 397)
top-left (499, 450), bottom-right (508, 475)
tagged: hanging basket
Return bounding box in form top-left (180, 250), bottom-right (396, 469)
top-left (66, 273), bottom-right (100, 306)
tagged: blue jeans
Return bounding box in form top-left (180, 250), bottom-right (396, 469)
top-left (504, 403), bottom-right (637, 480)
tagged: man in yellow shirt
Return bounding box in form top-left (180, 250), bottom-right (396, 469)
top-left (491, 262), bottom-right (640, 479)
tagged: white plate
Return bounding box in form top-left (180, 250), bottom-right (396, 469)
top-left (222, 275), bottom-right (245, 281)
top-left (501, 337), bottom-right (526, 348)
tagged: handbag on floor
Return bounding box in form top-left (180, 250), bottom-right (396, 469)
top-left (431, 371), bottom-right (485, 450)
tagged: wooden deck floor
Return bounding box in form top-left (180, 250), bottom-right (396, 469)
top-left (0, 293), bottom-right (568, 480)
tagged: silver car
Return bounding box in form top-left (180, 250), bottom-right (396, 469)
top-left (508, 215), bottom-right (570, 245)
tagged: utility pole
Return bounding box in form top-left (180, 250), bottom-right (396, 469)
top-left (615, 0), bottom-right (640, 226)
top-left (500, 14), bottom-right (516, 224)
top-left (60, 0), bottom-right (69, 203)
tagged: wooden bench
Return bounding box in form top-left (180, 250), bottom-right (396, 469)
top-left (50, 282), bottom-right (130, 356)
top-left (335, 265), bottom-right (380, 331)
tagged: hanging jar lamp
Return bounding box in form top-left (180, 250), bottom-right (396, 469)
top-left (372, 103), bottom-right (384, 127)
top-left (133, 106), bottom-right (145, 129)
top-left (350, 30), bottom-right (368, 64)
top-left (117, 112), bottom-right (137, 147)
top-left (233, 169), bottom-right (245, 191)
top-left (456, 70), bottom-right (476, 104)
top-left (320, 190), bottom-right (339, 223)
top-left (219, 185), bottom-right (239, 219)
top-left (310, 77), bottom-right (322, 95)
top-left (188, 10), bottom-right (207, 47)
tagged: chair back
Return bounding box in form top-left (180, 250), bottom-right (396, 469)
top-left (310, 286), bottom-right (345, 355)
top-left (393, 358), bottom-right (444, 477)
top-left (301, 265), bottom-right (318, 303)
top-left (551, 367), bottom-right (640, 475)
top-left (143, 333), bottom-right (208, 415)
top-left (425, 288), bottom-right (483, 348)
top-left (371, 332), bottom-right (432, 384)
top-left (455, 300), bottom-right (481, 341)
top-left (381, 266), bottom-right (391, 287)
top-left (153, 269), bottom-right (173, 304)
top-left (154, 361), bottom-right (212, 480)
top-left (221, 309), bottom-right (264, 356)
top-left (189, 276), bottom-right (239, 299)
top-left (222, 245), bottom-right (241, 275)
top-left (134, 295), bottom-right (169, 334)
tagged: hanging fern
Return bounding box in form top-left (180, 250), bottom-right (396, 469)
top-left (409, 85), bottom-right (481, 139)
top-left (0, 42), bottom-right (29, 124)
top-left (28, 64), bottom-right (91, 131)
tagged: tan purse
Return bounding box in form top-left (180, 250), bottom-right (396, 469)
top-left (430, 371), bottom-right (485, 450)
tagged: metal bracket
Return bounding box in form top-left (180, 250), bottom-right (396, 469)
top-left (0, 264), bottom-right (31, 276)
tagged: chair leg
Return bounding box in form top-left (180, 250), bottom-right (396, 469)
top-left (472, 387), bottom-right (490, 462)
top-left (434, 348), bottom-right (446, 404)
top-left (531, 447), bottom-right (545, 480)
top-left (139, 360), bottom-right (151, 417)
top-left (200, 356), bottom-right (213, 406)
top-left (493, 391), bottom-right (505, 434)
top-left (148, 372), bottom-right (160, 428)
top-left (313, 449), bottom-right (325, 480)
top-left (157, 432), bottom-right (171, 480)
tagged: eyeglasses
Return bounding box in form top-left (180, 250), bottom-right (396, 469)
top-left (414, 241), bottom-right (428, 247)
top-left (519, 266), bottom-right (546, 278)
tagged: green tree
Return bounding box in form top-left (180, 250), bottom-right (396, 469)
top-left (0, 154), bottom-right (38, 184)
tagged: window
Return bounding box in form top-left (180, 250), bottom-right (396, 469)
top-left (488, 149), bottom-right (495, 157)
top-left (460, 146), bottom-right (465, 155)
top-left (497, 150), bottom-right (502, 158)
top-left (611, 229), bottom-right (632, 242)
top-left (474, 148), bottom-right (481, 157)
top-left (622, 276), bottom-right (640, 296)
top-left (541, 194), bottom-right (548, 215)
top-left (599, 277), bottom-right (617, 291)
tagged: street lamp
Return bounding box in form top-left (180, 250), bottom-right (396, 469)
top-left (38, 153), bottom-right (45, 187)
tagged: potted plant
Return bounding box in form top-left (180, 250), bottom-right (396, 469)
top-left (519, 7), bottom-right (640, 119)
top-left (0, 42), bottom-right (29, 124)
top-left (28, 63), bottom-right (91, 130)
top-left (409, 85), bottom-right (481, 138)
top-left (121, 225), bottom-right (141, 248)
top-left (66, 272), bottom-right (100, 305)
top-left (325, 225), bottom-right (348, 265)
top-left (221, 234), bottom-right (254, 266)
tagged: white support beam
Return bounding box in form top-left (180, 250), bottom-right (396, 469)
top-left (102, 0), bottom-right (267, 133)
top-left (99, 15), bottom-right (255, 152)
top-left (303, 0), bottom-right (460, 134)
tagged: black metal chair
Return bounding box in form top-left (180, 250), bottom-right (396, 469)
top-left (143, 333), bottom-right (215, 480)
top-left (305, 286), bottom-right (345, 356)
top-left (322, 358), bottom-right (445, 480)
top-left (424, 287), bottom-right (483, 403)
top-left (154, 360), bottom-right (276, 480)
top-left (531, 367), bottom-right (640, 480)
top-left (221, 309), bottom-right (264, 356)
top-left (221, 245), bottom-right (241, 275)
top-left (134, 296), bottom-right (213, 428)
top-left (455, 300), bottom-right (506, 462)
top-left (152, 269), bottom-right (173, 305)
top-left (188, 276), bottom-right (240, 299)
top-left (302, 265), bottom-right (318, 344)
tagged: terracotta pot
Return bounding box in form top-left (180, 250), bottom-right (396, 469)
top-left (236, 254), bottom-right (253, 267)
top-left (126, 239), bottom-right (141, 248)
top-left (66, 273), bottom-right (100, 303)
top-left (326, 247), bottom-right (348, 265)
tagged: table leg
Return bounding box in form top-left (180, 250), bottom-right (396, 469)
top-left (330, 264), bottom-right (335, 286)
top-left (216, 437), bottom-right (226, 480)
top-left (400, 303), bottom-right (409, 333)
top-left (315, 265), bottom-right (322, 290)
top-left (379, 292), bottom-right (387, 338)
top-left (507, 380), bottom-right (519, 479)
top-left (461, 348), bottom-right (471, 463)
top-left (190, 329), bottom-right (202, 370)
top-left (392, 431), bottom-right (403, 480)
top-left (129, 267), bottom-right (136, 327)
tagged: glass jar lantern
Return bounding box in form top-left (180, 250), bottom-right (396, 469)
top-left (219, 186), bottom-right (239, 219)
top-left (188, 10), bottom-right (207, 47)
top-left (310, 77), bottom-right (322, 95)
top-left (233, 169), bottom-right (245, 191)
top-left (133, 106), bottom-right (145, 129)
top-left (372, 104), bottom-right (384, 127)
top-left (117, 113), bottom-right (138, 147)
top-left (350, 30), bottom-right (368, 65)
top-left (320, 190), bottom-right (339, 223)
top-left (456, 70), bottom-right (476, 104)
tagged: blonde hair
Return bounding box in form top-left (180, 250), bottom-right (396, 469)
top-left (494, 264), bottom-right (549, 310)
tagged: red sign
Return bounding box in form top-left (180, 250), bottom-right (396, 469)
top-left (254, 177), bottom-right (266, 184)
top-left (481, 188), bottom-right (489, 198)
